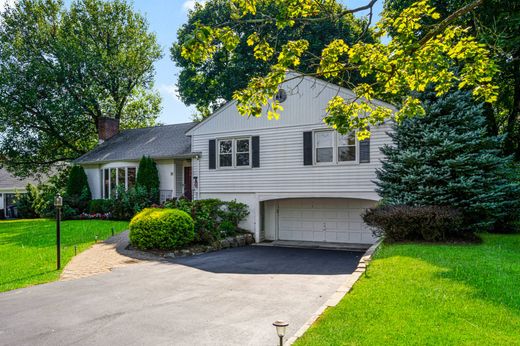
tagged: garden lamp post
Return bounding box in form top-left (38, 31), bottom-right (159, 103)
top-left (273, 320), bottom-right (289, 346)
top-left (54, 193), bottom-right (63, 270)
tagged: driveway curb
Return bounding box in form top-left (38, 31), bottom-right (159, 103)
top-left (286, 240), bottom-right (382, 345)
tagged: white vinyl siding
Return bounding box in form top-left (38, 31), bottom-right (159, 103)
top-left (190, 75), bottom-right (392, 196)
top-left (192, 123), bottom-right (390, 194)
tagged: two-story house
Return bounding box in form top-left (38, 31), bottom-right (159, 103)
top-left (76, 74), bottom-right (394, 245)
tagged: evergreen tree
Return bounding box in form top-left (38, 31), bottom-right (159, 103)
top-left (65, 165), bottom-right (92, 213)
top-left (376, 91), bottom-right (520, 232)
top-left (66, 165), bottom-right (91, 199)
top-left (136, 156), bottom-right (159, 203)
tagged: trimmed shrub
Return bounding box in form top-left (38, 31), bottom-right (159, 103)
top-left (363, 205), bottom-right (464, 242)
top-left (129, 208), bottom-right (195, 250)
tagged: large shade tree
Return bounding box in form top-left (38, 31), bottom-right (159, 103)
top-left (385, 0), bottom-right (520, 158)
top-left (179, 0), bottom-right (498, 139)
top-left (171, 0), bottom-right (375, 118)
top-left (0, 0), bottom-right (163, 176)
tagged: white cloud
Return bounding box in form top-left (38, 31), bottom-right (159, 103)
top-left (159, 83), bottom-right (178, 97)
top-left (0, 0), bottom-right (16, 12)
top-left (182, 0), bottom-right (207, 12)
top-left (158, 84), bottom-right (184, 104)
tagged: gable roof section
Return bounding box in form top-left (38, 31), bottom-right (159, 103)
top-left (0, 168), bottom-right (44, 190)
top-left (186, 72), bottom-right (397, 136)
top-left (74, 122), bottom-right (197, 165)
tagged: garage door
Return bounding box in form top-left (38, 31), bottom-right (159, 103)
top-left (277, 198), bottom-right (377, 244)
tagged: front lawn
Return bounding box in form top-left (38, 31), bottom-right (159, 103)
top-left (0, 219), bottom-right (128, 292)
top-left (296, 234), bottom-right (520, 345)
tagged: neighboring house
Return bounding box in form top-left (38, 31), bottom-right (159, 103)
top-left (77, 74), bottom-right (394, 245)
top-left (0, 168), bottom-right (43, 219)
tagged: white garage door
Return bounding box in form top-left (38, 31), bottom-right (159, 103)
top-left (277, 198), bottom-right (377, 244)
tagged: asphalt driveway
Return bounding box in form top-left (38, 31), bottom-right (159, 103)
top-left (0, 246), bottom-right (362, 346)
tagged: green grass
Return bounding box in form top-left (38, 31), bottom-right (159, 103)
top-left (296, 234), bottom-right (520, 346)
top-left (0, 219), bottom-right (128, 292)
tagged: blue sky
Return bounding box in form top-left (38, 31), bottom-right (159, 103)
top-left (0, 0), bottom-right (383, 124)
top-left (133, 0), bottom-right (384, 125)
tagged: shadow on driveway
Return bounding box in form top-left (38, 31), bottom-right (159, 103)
top-left (170, 246), bottom-right (363, 275)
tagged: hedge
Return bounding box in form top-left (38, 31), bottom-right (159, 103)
top-left (129, 208), bottom-right (195, 250)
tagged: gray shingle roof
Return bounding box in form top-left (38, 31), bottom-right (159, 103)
top-left (74, 122), bottom-right (197, 165)
top-left (0, 168), bottom-right (44, 189)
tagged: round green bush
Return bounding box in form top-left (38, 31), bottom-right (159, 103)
top-left (129, 208), bottom-right (195, 250)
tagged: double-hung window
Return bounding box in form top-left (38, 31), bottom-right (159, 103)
top-left (314, 130), bottom-right (357, 164)
top-left (218, 140), bottom-right (233, 167)
top-left (338, 132), bottom-right (356, 162)
top-left (218, 138), bottom-right (251, 168)
top-left (315, 131), bottom-right (334, 163)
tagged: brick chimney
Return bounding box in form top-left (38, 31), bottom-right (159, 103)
top-left (97, 117), bottom-right (120, 143)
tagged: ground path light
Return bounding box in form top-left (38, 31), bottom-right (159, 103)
top-left (273, 320), bottom-right (289, 346)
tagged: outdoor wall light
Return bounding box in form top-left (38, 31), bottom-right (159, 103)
top-left (273, 320), bottom-right (289, 346)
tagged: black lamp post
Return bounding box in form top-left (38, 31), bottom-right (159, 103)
top-left (54, 193), bottom-right (63, 270)
top-left (273, 320), bottom-right (289, 346)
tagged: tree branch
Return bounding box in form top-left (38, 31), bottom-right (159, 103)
top-left (417, 0), bottom-right (485, 47)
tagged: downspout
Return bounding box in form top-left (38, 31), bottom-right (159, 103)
top-left (197, 155), bottom-right (201, 200)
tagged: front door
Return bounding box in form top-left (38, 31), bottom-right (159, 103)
top-left (184, 167), bottom-right (192, 200)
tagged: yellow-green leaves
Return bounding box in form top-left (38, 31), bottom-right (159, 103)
top-left (277, 39), bottom-right (309, 67)
top-left (181, 23), bottom-right (239, 64)
top-left (318, 39), bottom-right (349, 78)
top-left (324, 96), bottom-right (393, 140)
top-left (248, 33), bottom-right (274, 61)
top-left (181, 0), bottom-right (498, 139)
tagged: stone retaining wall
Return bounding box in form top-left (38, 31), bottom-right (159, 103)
top-left (163, 233), bottom-right (255, 259)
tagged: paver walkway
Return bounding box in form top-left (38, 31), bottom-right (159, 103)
top-left (60, 231), bottom-right (154, 281)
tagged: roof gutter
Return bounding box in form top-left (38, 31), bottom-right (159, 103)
top-left (75, 152), bottom-right (202, 166)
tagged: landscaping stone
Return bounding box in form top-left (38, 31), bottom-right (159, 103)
top-left (220, 239), bottom-right (230, 249)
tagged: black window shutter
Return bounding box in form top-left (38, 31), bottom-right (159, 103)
top-left (359, 128), bottom-right (370, 163)
top-left (252, 136), bottom-right (260, 168)
top-left (303, 131), bottom-right (313, 165)
top-left (209, 139), bottom-right (216, 169)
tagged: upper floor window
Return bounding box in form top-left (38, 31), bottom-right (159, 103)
top-left (218, 137), bottom-right (251, 168)
top-left (315, 131), bottom-right (334, 163)
top-left (338, 132), bottom-right (356, 162)
top-left (314, 130), bottom-right (357, 165)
